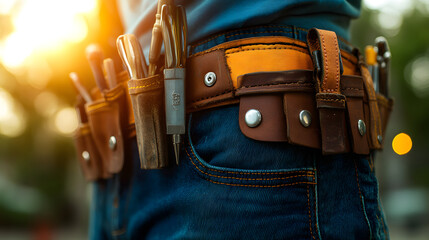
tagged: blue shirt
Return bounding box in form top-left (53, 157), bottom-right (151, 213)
top-left (117, 0), bottom-right (361, 55)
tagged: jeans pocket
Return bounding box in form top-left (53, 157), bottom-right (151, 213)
top-left (181, 107), bottom-right (321, 239)
top-left (185, 105), bottom-right (317, 188)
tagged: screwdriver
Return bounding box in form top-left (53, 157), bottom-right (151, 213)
top-left (103, 58), bottom-right (117, 89)
top-left (148, 0), bottom-right (172, 76)
top-left (85, 44), bottom-right (109, 91)
top-left (161, 3), bottom-right (187, 164)
top-left (69, 72), bottom-right (92, 103)
top-left (375, 36), bottom-right (391, 97)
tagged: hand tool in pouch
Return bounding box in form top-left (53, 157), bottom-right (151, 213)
top-left (117, 35), bottom-right (148, 79)
top-left (148, 0), bottom-right (171, 76)
top-left (85, 44), bottom-right (109, 91)
top-left (103, 58), bottom-right (118, 88)
top-left (69, 72), bottom-right (92, 103)
top-left (375, 37), bottom-right (391, 97)
top-left (117, 33), bottom-right (169, 169)
top-left (161, 3), bottom-right (187, 164)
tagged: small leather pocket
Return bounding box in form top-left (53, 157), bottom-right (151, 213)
top-left (376, 93), bottom-right (394, 145)
top-left (74, 123), bottom-right (110, 180)
top-left (73, 98), bottom-right (109, 181)
top-left (85, 82), bottom-right (129, 174)
top-left (236, 70), bottom-right (321, 149)
top-left (343, 75), bottom-right (370, 155)
top-left (128, 75), bottom-right (169, 169)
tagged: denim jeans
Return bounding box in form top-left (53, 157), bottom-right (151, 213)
top-left (89, 26), bottom-right (389, 239)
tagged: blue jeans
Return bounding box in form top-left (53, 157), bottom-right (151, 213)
top-left (89, 26), bottom-right (389, 239)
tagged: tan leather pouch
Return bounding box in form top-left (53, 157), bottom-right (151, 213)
top-left (376, 93), bottom-right (394, 146)
top-left (128, 74), bottom-right (169, 169)
top-left (73, 98), bottom-right (110, 180)
top-left (236, 70), bottom-right (370, 155)
top-left (85, 82), bottom-right (129, 174)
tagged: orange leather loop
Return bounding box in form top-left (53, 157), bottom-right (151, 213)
top-left (307, 28), bottom-right (349, 154)
top-left (307, 28), bottom-right (342, 93)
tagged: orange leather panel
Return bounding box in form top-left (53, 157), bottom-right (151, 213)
top-left (226, 44), bottom-right (313, 88)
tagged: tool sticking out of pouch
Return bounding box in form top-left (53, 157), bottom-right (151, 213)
top-left (148, 0), bottom-right (171, 76)
top-left (160, 2), bottom-right (187, 165)
top-left (375, 37), bottom-right (391, 97)
top-left (85, 44), bottom-right (109, 92)
top-left (103, 58), bottom-right (118, 88)
top-left (69, 72), bottom-right (92, 103)
top-left (116, 34), bottom-right (148, 79)
top-left (70, 72), bottom-right (91, 125)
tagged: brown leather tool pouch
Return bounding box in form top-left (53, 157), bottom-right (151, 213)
top-left (376, 93), bottom-right (394, 146)
top-left (85, 83), bottom-right (129, 174)
top-left (360, 64), bottom-right (383, 149)
top-left (236, 70), bottom-right (321, 149)
top-left (343, 76), bottom-right (370, 155)
top-left (73, 98), bottom-right (109, 180)
top-left (316, 92), bottom-right (350, 154)
top-left (128, 74), bottom-right (169, 169)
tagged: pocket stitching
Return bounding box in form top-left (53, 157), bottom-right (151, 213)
top-left (186, 144), bottom-right (316, 188)
top-left (187, 139), bottom-right (314, 176)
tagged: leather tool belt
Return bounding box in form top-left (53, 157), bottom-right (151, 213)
top-left (73, 28), bottom-right (393, 180)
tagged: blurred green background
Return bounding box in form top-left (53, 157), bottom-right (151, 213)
top-left (0, 0), bottom-right (428, 239)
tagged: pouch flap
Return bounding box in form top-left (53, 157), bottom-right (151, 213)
top-left (74, 124), bottom-right (109, 180)
top-left (85, 84), bottom-right (127, 174)
top-left (342, 75), bottom-right (370, 155)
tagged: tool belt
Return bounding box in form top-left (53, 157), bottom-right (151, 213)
top-left (73, 28), bottom-right (393, 181)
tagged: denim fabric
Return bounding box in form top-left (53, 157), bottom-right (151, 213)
top-left (89, 26), bottom-right (389, 239)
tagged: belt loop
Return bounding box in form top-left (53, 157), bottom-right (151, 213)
top-left (307, 28), bottom-right (350, 154)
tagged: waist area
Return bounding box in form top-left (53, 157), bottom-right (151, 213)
top-left (185, 32), bottom-right (360, 112)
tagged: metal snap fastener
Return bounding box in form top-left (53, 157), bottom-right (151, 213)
top-left (109, 136), bottom-right (117, 150)
top-left (245, 109), bottom-right (262, 128)
top-left (204, 72), bottom-right (216, 87)
top-left (358, 120), bottom-right (366, 136)
top-left (82, 151), bottom-right (90, 162)
top-left (299, 110), bottom-right (312, 128)
top-left (377, 135), bottom-right (383, 144)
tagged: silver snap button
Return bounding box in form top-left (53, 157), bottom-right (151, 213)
top-left (358, 120), bottom-right (366, 136)
top-left (204, 72), bottom-right (217, 87)
top-left (377, 135), bottom-right (383, 144)
top-left (109, 136), bottom-right (117, 150)
top-left (245, 109), bottom-right (262, 128)
top-left (299, 110), bottom-right (312, 128)
top-left (82, 151), bottom-right (90, 162)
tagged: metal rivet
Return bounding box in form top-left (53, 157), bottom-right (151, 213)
top-left (299, 110), bottom-right (312, 128)
top-left (82, 151), bottom-right (90, 162)
top-left (245, 109), bottom-right (262, 128)
top-left (377, 135), bottom-right (383, 144)
top-left (358, 120), bottom-right (366, 136)
top-left (204, 72), bottom-right (216, 87)
top-left (109, 136), bottom-right (117, 150)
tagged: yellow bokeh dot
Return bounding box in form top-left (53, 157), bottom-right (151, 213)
top-left (392, 133), bottom-right (412, 155)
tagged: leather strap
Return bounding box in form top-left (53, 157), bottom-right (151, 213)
top-left (186, 35), bottom-right (360, 112)
top-left (307, 28), bottom-right (349, 154)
